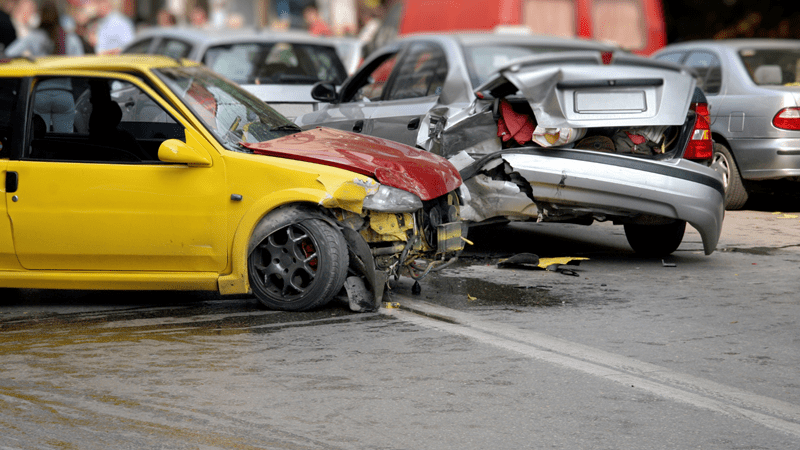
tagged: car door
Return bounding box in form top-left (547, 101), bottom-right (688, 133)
top-left (297, 48), bottom-right (401, 135)
top-left (5, 74), bottom-right (228, 272)
top-left (0, 77), bottom-right (23, 270)
top-left (368, 41), bottom-right (448, 146)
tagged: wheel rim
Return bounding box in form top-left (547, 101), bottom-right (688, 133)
top-left (710, 150), bottom-right (731, 190)
top-left (251, 224), bottom-right (320, 301)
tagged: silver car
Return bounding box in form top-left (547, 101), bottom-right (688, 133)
top-left (652, 39), bottom-right (800, 210)
top-left (123, 28), bottom-right (349, 120)
top-left (297, 33), bottom-right (724, 256)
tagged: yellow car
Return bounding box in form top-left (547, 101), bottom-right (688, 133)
top-left (0, 55), bottom-right (464, 312)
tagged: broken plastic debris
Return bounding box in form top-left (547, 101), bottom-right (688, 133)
top-left (467, 294), bottom-right (477, 301)
top-left (382, 302), bottom-right (400, 309)
top-left (497, 254), bottom-right (588, 275)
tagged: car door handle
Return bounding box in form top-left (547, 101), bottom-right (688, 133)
top-left (353, 120), bottom-right (364, 133)
top-left (5, 171), bottom-right (18, 193)
top-left (408, 117), bottom-right (420, 130)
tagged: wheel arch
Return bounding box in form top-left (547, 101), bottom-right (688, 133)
top-left (217, 189), bottom-right (344, 296)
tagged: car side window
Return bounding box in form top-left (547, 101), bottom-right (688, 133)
top-left (346, 53), bottom-right (399, 102)
top-left (154, 38), bottom-right (192, 59)
top-left (27, 76), bottom-right (183, 163)
top-left (124, 38), bottom-right (153, 54)
top-left (0, 78), bottom-right (21, 159)
top-left (653, 52), bottom-right (686, 64)
top-left (386, 42), bottom-right (447, 100)
top-left (684, 51), bottom-right (722, 95)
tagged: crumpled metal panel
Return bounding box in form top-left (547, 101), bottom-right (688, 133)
top-left (474, 51), bottom-right (697, 129)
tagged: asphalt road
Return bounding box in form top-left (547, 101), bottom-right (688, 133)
top-left (1, 198), bottom-right (798, 449)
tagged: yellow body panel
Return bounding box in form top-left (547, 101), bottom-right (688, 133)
top-left (0, 56), bottom-right (378, 293)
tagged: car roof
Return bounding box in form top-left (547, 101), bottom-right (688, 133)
top-left (0, 54), bottom-right (195, 75)
top-left (396, 31), bottom-right (620, 51)
top-left (130, 27), bottom-right (340, 48)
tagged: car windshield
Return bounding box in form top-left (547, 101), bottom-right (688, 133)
top-left (155, 66), bottom-right (301, 151)
top-left (463, 44), bottom-right (607, 88)
top-left (202, 42), bottom-right (348, 86)
top-left (739, 48), bottom-right (800, 86)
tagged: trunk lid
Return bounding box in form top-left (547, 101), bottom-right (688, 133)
top-left (475, 51), bottom-right (697, 129)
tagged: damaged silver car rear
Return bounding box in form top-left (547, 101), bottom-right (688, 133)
top-left (298, 34), bottom-right (724, 256)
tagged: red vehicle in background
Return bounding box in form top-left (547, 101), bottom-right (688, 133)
top-left (370, 0), bottom-right (666, 56)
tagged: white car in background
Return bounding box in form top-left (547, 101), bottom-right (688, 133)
top-left (123, 28), bottom-right (349, 120)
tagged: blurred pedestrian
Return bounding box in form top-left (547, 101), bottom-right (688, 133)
top-left (156, 8), bottom-right (177, 27)
top-left (93, 0), bottom-right (134, 54)
top-left (189, 5), bottom-right (208, 28)
top-left (304, 5), bottom-right (331, 36)
top-left (10, 0), bottom-right (37, 39)
top-left (5, 0), bottom-right (84, 57)
top-left (0, 1), bottom-right (16, 51)
top-left (5, 0), bottom-right (83, 133)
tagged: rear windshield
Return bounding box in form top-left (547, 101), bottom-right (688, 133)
top-left (463, 44), bottom-right (607, 88)
top-left (739, 48), bottom-right (800, 86)
top-left (202, 42), bottom-right (348, 86)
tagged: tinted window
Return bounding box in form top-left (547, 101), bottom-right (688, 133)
top-left (154, 39), bottom-right (193, 59)
top-left (387, 42), bottom-right (447, 100)
top-left (464, 43), bottom-right (607, 88)
top-left (654, 52), bottom-right (686, 64)
top-left (739, 48), bottom-right (800, 86)
top-left (346, 53), bottom-right (398, 102)
top-left (28, 77), bottom-right (181, 163)
top-left (685, 51), bottom-right (722, 94)
top-left (202, 42), bottom-right (347, 85)
top-left (0, 78), bottom-right (21, 158)
top-left (124, 38), bottom-right (154, 54)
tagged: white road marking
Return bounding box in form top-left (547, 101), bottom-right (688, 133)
top-left (382, 298), bottom-right (800, 438)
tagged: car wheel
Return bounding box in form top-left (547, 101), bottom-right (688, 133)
top-left (248, 211), bottom-right (348, 311)
top-left (623, 220), bottom-right (686, 257)
top-left (711, 143), bottom-right (748, 210)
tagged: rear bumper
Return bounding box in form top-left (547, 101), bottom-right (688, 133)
top-left (461, 148), bottom-right (725, 255)
top-left (728, 138), bottom-right (800, 180)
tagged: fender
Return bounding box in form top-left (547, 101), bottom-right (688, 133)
top-left (218, 178), bottom-right (374, 295)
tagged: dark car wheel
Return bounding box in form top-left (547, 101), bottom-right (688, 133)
top-left (623, 220), bottom-right (686, 257)
top-left (711, 143), bottom-right (748, 210)
top-left (248, 211), bottom-right (348, 311)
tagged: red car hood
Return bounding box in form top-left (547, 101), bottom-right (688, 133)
top-left (243, 127), bottom-right (461, 201)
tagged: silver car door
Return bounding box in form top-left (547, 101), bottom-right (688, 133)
top-left (368, 41), bottom-right (448, 146)
top-left (297, 51), bottom-right (400, 134)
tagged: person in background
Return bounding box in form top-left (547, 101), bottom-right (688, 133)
top-left (10, 0), bottom-right (37, 40)
top-left (93, 0), bottom-right (133, 54)
top-left (5, 0), bottom-right (82, 133)
top-left (189, 5), bottom-right (208, 28)
top-left (156, 8), bottom-right (177, 27)
top-left (0, 0), bottom-right (16, 51)
top-left (304, 5), bottom-right (331, 36)
top-left (5, 0), bottom-right (83, 57)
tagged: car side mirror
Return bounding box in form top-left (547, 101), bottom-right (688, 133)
top-left (311, 82), bottom-right (337, 103)
top-left (158, 139), bottom-right (212, 166)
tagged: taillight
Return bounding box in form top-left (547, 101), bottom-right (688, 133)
top-left (773, 108), bottom-right (800, 130)
top-left (684, 102), bottom-right (713, 161)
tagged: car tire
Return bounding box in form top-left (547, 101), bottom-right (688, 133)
top-left (248, 210), bottom-right (348, 311)
top-left (711, 143), bottom-right (748, 210)
top-left (623, 220), bottom-right (686, 257)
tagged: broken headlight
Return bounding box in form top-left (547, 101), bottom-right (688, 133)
top-left (362, 185), bottom-right (423, 213)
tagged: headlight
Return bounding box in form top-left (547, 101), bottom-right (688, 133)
top-left (362, 184), bottom-right (423, 213)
